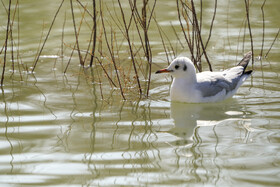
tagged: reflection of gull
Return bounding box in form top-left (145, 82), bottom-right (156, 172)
top-left (169, 102), bottom-right (244, 140)
top-left (156, 52), bottom-right (252, 103)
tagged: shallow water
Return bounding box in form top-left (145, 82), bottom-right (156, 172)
top-left (1, 0), bottom-right (280, 186)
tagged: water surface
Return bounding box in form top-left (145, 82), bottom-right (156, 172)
top-left (0, 0), bottom-right (280, 186)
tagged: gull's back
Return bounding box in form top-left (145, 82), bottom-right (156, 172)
top-left (195, 51), bottom-right (253, 101)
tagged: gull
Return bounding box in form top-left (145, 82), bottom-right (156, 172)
top-left (155, 52), bottom-right (253, 103)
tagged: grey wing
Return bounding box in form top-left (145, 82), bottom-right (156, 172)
top-left (196, 67), bottom-right (244, 97)
top-left (196, 78), bottom-right (231, 97)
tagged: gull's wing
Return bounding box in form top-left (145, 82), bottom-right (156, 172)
top-left (196, 66), bottom-right (244, 98)
top-left (196, 72), bottom-right (231, 97)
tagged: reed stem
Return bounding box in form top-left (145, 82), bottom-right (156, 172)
top-left (244, 0), bottom-right (254, 64)
top-left (32, 0), bottom-right (65, 72)
top-left (1, 0), bottom-right (11, 86)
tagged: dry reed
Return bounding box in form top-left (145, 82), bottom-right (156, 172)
top-left (0, 0), bottom-right (279, 99)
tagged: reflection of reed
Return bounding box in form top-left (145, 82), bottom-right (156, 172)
top-left (85, 68), bottom-right (99, 179)
top-left (56, 72), bottom-right (80, 152)
top-left (1, 87), bottom-right (15, 173)
top-left (80, 100), bottom-right (164, 185)
top-left (32, 74), bottom-right (57, 119)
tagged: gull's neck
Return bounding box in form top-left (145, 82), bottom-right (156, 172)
top-left (173, 73), bottom-right (197, 85)
top-left (170, 74), bottom-right (198, 102)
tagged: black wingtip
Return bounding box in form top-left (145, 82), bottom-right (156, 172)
top-left (244, 70), bottom-right (253, 75)
top-left (237, 51), bottom-right (252, 70)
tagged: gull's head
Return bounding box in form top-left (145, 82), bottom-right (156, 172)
top-left (155, 57), bottom-right (196, 79)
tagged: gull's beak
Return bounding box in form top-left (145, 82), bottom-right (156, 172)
top-left (155, 68), bottom-right (172, 74)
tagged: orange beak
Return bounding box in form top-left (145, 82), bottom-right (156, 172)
top-left (155, 69), bottom-right (173, 74)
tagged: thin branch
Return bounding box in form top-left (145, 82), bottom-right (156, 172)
top-left (76, 0), bottom-right (93, 18)
top-left (244, 0), bottom-right (254, 64)
top-left (190, 0), bottom-right (212, 71)
top-left (94, 57), bottom-right (117, 87)
top-left (117, 0), bottom-right (142, 97)
top-left (1, 0), bottom-right (11, 86)
top-left (265, 28), bottom-right (280, 58)
top-left (89, 0), bottom-right (97, 67)
top-left (100, 0), bottom-right (126, 100)
top-left (32, 0), bottom-right (65, 72)
top-left (70, 0), bottom-right (84, 66)
top-left (176, 0), bottom-right (194, 60)
top-left (260, 0), bottom-right (267, 57)
top-left (205, 0), bottom-right (217, 49)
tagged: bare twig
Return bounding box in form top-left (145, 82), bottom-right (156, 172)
top-left (32, 0), bottom-right (65, 72)
top-left (94, 57), bottom-right (117, 87)
top-left (100, 0), bottom-right (126, 100)
top-left (176, 0), bottom-right (194, 63)
top-left (265, 28), bottom-right (280, 58)
top-left (9, 0), bottom-right (20, 74)
top-left (1, 0), bottom-right (11, 86)
top-left (260, 0), bottom-right (267, 57)
top-left (170, 22), bottom-right (184, 49)
top-left (64, 7), bottom-right (86, 73)
top-left (61, 12), bottom-right (66, 58)
top-left (34, 21), bottom-right (45, 70)
top-left (117, 0), bottom-right (142, 97)
top-left (190, 0), bottom-right (212, 71)
top-left (16, 0), bottom-right (24, 80)
top-left (130, 0), bottom-right (156, 96)
top-left (70, 0), bottom-right (84, 66)
top-left (205, 0), bottom-right (217, 49)
top-left (76, 0), bottom-right (93, 18)
top-left (244, 0), bottom-right (254, 64)
top-left (145, 0), bottom-right (157, 96)
top-left (89, 0), bottom-right (97, 67)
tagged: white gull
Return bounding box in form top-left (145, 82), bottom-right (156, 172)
top-left (155, 52), bottom-right (253, 103)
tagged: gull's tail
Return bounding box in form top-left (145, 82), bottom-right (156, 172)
top-left (237, 51), bottom-right (252, 72)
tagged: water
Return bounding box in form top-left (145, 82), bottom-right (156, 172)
top-left (1, 0), bottom-right (280, 186)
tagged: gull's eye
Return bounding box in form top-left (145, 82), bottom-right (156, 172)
top-left (175, 65), bottom-right (179, 70)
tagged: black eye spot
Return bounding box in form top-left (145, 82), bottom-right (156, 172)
top-left (175, 65), bottom-right (179, 70)
top-left (183, 64), bottom-right (187, 71)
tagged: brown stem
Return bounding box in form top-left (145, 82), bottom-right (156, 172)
top-left (89, 0), bottom-right (97, 67)
top-left (176, 0), bottom-right (195, 63)
top-left (70, 0), bottom-right (84, 66)
top-left (32, 0), bottom-right (65, 72)
top-left (117, 0), bottom-right (142, 97)
top-left (244, 0), bottom-right (254, 64)
top-left (205, 0), bottom-right (217, 49)
top-left (100, 0), bottom-right (126, 100)
top-left (265, 28), bottom-right (280, 58)
top-left (1, 0), bottom-right (11, 86)
top-left (260, 0), bottom-right (267, 57)
top-left (191, 0), bottom-right (212, 71)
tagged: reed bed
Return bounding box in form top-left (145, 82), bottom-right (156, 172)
top-left (0, 0), bottom-right (278, 99)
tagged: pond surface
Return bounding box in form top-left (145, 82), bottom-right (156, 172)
top-left (0, 0), bottom-right (280, 186)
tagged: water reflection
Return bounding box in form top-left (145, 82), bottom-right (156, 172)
top-left (1, 87), bottom-right (15, 174)
top-left (1, 65), bottom-right (268, 186)
top-left (0, 0), bottom-right (279, 184)
top-left (169, 101), bottom-right (245, 141)
top-left (167, 100), bottom-right (261, 184)
top-left (1, 68), bottom-right (279, 186)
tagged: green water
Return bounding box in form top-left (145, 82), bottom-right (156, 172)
top-left (1, 0), bottom-right (280, 186)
